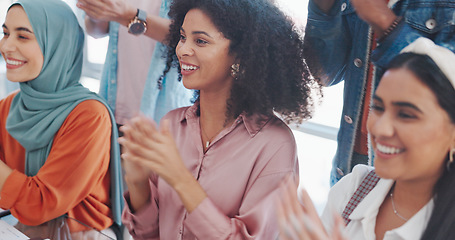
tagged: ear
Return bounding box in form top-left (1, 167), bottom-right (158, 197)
top-left (450, 124), bottom-right (455, 152)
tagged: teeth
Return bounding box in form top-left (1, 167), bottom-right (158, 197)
top-left (376, 143), bottom-right (404, 154)
top-left (181, 64), bottom-right (197, 71)
top-left (6, 59), bottom-right (23, 66)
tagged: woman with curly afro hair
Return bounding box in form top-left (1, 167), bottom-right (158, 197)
top-left (119, 0), bottom-right (322, 239)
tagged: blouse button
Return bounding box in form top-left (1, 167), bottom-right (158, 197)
top-left (344, 115), bottom-right (353, 124)
top-left (425, 19), bottom-right (437, 30)
top-left (341, 2), bottom-right (347, 11)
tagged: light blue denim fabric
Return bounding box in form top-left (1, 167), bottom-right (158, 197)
top-left (98, 0), bottom-right (192, 123)
top-left (305, 0), bottom-right (455, 185)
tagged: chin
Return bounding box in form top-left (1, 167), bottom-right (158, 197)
top-left (373, 162), bottom-right (396, 180)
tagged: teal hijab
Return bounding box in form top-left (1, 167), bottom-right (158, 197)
top-left (5, 0), bottom-right (123, 226)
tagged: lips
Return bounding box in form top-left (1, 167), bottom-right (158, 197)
top-left (5, 58), bottom-right (26, 69)
top-left (375, 142), bottom-right (405, 155)
top-left (180, 62), bottom-right (199, 75)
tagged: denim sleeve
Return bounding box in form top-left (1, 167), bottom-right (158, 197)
top-left (372, 5), bottom-right (455, 69)
top-left (305, 0), bottom-right (351, 86)
top-left (371, 21), bottom-right (422, 69)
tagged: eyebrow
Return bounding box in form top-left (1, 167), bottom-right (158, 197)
top-left (180, 27), bottom-right (213, 39)
top-left (2, 24), bottom-right (33, 34)
top-left (372, 95), bottom-right (423, 113)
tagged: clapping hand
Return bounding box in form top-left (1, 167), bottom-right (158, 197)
top-left (276, 177), bottom-right (347, 240)
top-left (119, 115), bottom-right (189, 189)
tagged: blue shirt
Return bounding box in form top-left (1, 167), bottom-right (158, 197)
top-left (305, 0), bottom-right (455, 185)
top-left (99, 0), bottom-right (192, 123)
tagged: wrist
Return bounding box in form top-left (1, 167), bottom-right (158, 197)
top-left (121, 7), bottom-right (138, 27)
top-left (376, 16), bottom-right (403, 42)
top-left (371, 12), bottom-right (397, 37)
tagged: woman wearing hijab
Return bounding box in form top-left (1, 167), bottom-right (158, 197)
top-left (277, 38), bottom-right (455, 240)
top-left (0, 0), bottom-right (123, 239)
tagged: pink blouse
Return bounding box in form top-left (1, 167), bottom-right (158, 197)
top-left (122, 105), bottom-right (299, 239)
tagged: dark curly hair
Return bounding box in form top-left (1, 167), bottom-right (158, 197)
top-left (161, 0), bottom-right (322, 123)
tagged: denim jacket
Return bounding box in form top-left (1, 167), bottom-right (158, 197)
top-left (99, 0), bottom-right (192, 123)
top-left (305, 0), bottom-right (455, 185)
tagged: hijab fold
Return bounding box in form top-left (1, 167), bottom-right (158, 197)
top-left (5, 0), bottom-right (123, 227)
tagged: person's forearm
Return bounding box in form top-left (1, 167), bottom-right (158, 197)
top-left (144, 16), bottom-right (171, 44)
top-left (126, 178), bottom-right (152, 213)
top-left (369, 11), bottom-right (396, 38)
top-left (173, 171), bottom-right (207, 213)
top-left (84, 15), bottom-right (110, 39)
top-left (312, 0), bottom-right (336, 14)
top-left (0, 161), bottom-right (13, 192)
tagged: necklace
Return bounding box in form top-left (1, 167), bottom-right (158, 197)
top-left (201, 124), bottom-right (225, 148)
top-left (390, 186), bottom-right (409, 221)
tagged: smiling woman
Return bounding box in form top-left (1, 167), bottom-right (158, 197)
top-left (118, 0), bottom-right (322, 239)
top-left (0, 7), bottom-right (43, 83)
top-left (276, 38), bottom-right (455, 240)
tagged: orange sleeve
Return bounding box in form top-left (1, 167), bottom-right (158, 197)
top-left (0, 99), bottom-right (113, 232)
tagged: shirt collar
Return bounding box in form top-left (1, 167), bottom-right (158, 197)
top-left (349, 178), bottom-right (434, 240)
top-left (389, 199), bottom-right (434, 240)
top-left (180, 104), bottom-right (272, 137)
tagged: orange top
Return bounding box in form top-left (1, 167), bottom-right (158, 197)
top-left (0, 93), bottom-right (113, 232)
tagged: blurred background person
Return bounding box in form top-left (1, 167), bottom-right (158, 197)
top-left (77, 0), bottom-right (192, 132)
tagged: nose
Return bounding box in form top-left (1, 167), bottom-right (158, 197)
top-left (0, 36), bottom-right (15, 54)
top-left (367, 110), bottom-right (395, 139)
top-left (176, 41), bottom-right (194, 58)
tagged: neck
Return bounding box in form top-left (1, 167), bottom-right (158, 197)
top-left (199, 91), bottom-right (233, 150)
top-left (392, 178), bottom-right (437, 214)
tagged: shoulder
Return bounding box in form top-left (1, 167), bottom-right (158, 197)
top-left (63, 100), bottom-right (111, 129)
top-left (163, 106), bottom-right (191, 120)
top-left (71, 100), bottom-right (110, 118)
top-left (0, 91), bottom-right (19, 114)
top-left (321, 165), bottom-right (374, 227)
top-left (258, 115), bottom-right (296, 144)
top-left (330, 165), bottom-right (375, 198)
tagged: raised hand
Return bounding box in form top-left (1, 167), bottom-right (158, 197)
top-left (76, 0), bottom-right (136, 26)
top-left (349, 0), bottom-right (396, 37)
top-left (276, 177), bottom-right (347, 240)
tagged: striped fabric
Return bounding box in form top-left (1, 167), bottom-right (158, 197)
top-left (341, 170), bottom-right (380, 225)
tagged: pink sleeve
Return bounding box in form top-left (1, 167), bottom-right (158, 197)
top-left (122, 178), bottom-right (160, 240)
top-left (184, 191), bottom-right (280, 239)
top-left (184, 142), bottom-right (297, 239)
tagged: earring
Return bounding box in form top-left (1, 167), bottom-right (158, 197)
top-left (230, 63), bottom-right (240, 78)
top-left (447, 148), bottom-right (455, 171)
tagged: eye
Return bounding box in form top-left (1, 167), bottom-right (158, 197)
top-left (370, 104), bottom-right (384, 113)
top-left (398, 110), bottom-right (417, 119)
top-left (196, 38), bottom-right (208, 45)
top-left (2, 31), bottom-right (9, 38)
top-left (18, 35), bottom-right (28, 40)
top-left (179, 34), bottom-right (186, 42)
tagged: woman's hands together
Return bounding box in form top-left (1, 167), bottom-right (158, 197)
top-left (119, 114), bottom-right (207, 213)
top-left (276, 177), bottom-right (346, 240)
top-left (119, 115), bottom-right (189, 189)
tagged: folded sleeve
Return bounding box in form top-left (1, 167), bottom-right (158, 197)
top-left (122, 178), bottom-right (160, 240)
top-left (184, 142), bottom-right (298, 239)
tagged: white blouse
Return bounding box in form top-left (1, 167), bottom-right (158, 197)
top-left (321, 165), bottom-right (434, 240)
